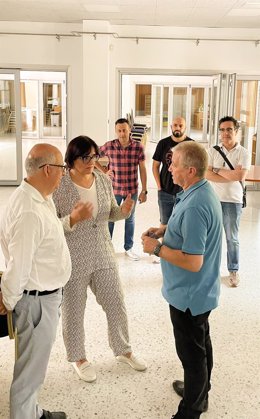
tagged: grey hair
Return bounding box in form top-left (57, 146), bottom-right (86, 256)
top-left (173, 142), bottom-right (208, 178)
top-left (25, 152), bottom-right (56, 176)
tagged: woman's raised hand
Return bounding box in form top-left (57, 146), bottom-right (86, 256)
top-left (70, 201), bottom-right (94, 227)
top-left (121, 194), bottom-right (134, 216)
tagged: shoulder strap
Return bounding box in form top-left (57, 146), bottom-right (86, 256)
top-left (213, 146), bottom-right (245, 192)
top-left (213, 145), bottom-right (234, 170)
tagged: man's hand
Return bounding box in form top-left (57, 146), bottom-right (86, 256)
top-left (0, 292), bottom-right (7, 315)
top-left (121, 194), bottom-right (134, 216)
top-left (138, 191), bottom-right (147, 204)
top-left (141, 227), bottom-right (166, 240)
top-left (70, 201), bottom-right (94, 227)
top-left (142, 236), bottom-right (161, 255)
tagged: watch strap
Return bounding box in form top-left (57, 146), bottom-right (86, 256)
top-left (153, 243), bottom-right (163, 257)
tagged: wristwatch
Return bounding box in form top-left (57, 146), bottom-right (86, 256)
top-left (153, 243), bottom-right (163, 257)
top-left (141, 190), bottom-right (148, 195)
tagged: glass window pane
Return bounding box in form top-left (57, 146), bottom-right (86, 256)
top-left (21, 80), bottom-right (38, 138)
top-left (172, 87), bottom-right (187, 120)
top-left (43, 82), bottom-right (62, 137)
top-left (0, 74), bottom-right (17, 180)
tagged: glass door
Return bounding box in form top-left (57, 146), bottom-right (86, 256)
top-left (21, 80), bottom-right (38, 138)
top-left (235, 79), bottom-right (259, 163)
top-left (151, 85), bottom-right (170, 142)
top-left (0, 70), bottom-right (22, 185)
top-left (191, 87), bottom-right (206, 141)
top-left (151, 85), bottom-right (163, 142)
top-left (42, 82), bottom-right (63, 138)
top-left (208, 74), bottom-right (223, 147)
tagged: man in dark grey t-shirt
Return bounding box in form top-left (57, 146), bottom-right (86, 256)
top-left (152, 116), bottom-right (193, 227)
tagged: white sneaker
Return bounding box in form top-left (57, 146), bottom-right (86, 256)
top-left (116, 353), bottom-right (147, 371)
top-left (72, 361), bottom-right (97, 382)
top-left (228, 271), bottom-right (240, 287)
top-left (125, 249), bottom-right (140, 261)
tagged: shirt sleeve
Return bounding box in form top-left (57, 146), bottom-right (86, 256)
top-left (138, 143), bottom-right (145, 161)
top-left (181, 207), bottom-right (208, 255)
top-left (107, 178), bottom-right (127, 222)
top-left (60, 215), bottom-right (77, 232)
top-left (99, 143), bottom-right (107, 157)
top-left (152, 141), bottom-right (163, 162)
top-left (1, 211), bottom-right (42, 310)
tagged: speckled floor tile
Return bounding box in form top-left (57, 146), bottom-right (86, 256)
top-left (0, 143), bottom-right (260, 419)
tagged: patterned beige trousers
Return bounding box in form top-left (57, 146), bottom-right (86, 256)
top-left (62, 267), bottom-right (132, 361)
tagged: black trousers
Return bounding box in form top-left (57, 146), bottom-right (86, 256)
top-left (169, 305), bottom-right (213, 419)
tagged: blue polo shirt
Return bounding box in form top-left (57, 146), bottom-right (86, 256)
top-left (161, 179), bottom-right (222, 316)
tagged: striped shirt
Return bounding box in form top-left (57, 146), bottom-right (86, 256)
top-left (100, 138), bottom-right (145, 195)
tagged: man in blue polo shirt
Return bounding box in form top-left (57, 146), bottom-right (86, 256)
top-left (142, 142), bottom-right (222, 419)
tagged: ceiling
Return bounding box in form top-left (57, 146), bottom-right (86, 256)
top-left (0, 0), bottom-right (260, 29)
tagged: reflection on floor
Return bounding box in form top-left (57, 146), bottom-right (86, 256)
top-left (0, 142), bottom-right (260, 419)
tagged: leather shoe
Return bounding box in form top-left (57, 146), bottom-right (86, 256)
top-left (172, 380), bottom-right (184, 397)
top-left (172, 380), bottom-right (209, 412)
top-left (116, 353), bottom-right (147, 371)
top-left (41, 410), bottom-right (67, 419)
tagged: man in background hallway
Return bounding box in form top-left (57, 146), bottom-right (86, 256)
top-left (206, 116), bottom-right (250, 287)
top-left (142, 142), bottom-right (222, 419)
top-left (99, 118), bottom-right (147, 261)
top-left (152, 116), bottom-right (193, 228)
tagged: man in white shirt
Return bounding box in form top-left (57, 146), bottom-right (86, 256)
top-left (206, 116), bottom-right (250, 287)
top-left (0, 144), bottom-right (92, 419)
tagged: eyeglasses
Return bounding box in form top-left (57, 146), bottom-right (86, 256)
top-left (219, 127), bottom-right (235, 133)
top-left (39, 163), bottom-right (67, 173)
top-left (78, 154), bottom-right (100, 164)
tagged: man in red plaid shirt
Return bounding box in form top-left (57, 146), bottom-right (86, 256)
top-left (99, 118), bottom-right (147, 260)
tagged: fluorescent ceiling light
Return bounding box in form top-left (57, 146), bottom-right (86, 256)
top-left (228, 8), bottom-right (260, 16)
top-left (84, 5), bottom-right (120, 13)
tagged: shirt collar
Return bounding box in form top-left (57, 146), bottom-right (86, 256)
top-left (220, 142), bottom-right (239, 153)
top-left (21, 179), bottom-right (48, 203)
top-left (176, 179), bottom-right (207, 204)
top-left (115, 138), bottom-right (134, 148)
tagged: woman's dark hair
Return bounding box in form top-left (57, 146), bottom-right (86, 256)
top-left (65, 135), bottom-right (100, 169)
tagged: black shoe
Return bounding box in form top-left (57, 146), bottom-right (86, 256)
top-left (172, 380), bottom-right (209, 412)
top-left (41, 410), bottom-right (67, 419)
top-left (172, 380), bottom-right (184, 397)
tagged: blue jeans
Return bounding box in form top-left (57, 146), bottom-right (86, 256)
top-left (158, 190), bottom-right (175, 225)
top-left (221, 202), bottom-right (242, 272)
top-left (109, 193), bottom-right (137, 251)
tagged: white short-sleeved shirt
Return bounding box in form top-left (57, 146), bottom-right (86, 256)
top-left (207, 143), bottom-right (250, 203)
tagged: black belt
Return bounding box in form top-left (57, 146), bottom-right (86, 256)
top-left (23, 288), bottom-right (59, 296)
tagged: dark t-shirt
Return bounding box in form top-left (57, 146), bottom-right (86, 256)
top-left (152, 135), bottom-right (193, 195)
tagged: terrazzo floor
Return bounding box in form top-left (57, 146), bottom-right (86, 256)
top-left (0, 141), bottom-right (260, 419)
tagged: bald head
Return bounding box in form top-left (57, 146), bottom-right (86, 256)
top-left (25, 143), bottom-right (62, 176)
top-left (171, 117), bottom-right (186, 140)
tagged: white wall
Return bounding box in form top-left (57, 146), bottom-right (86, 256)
top-left (108, 25), bottom-right (260, 138)
top-left (0, 22), bottom-right (83, 141)
top-left (1, 21), bottom-right (260, 144)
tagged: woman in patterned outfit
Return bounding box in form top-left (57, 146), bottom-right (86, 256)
top-left (53, 135), bottom-right (147, 382)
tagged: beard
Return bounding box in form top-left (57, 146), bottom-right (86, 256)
top-left (172, 130), bottom-right (184, 138)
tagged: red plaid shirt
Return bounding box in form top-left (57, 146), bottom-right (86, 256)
top-left (100, 138), bottom-right (145, 195)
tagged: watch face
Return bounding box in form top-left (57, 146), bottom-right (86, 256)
top-left (154, 244), bottom-right (162, 257)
